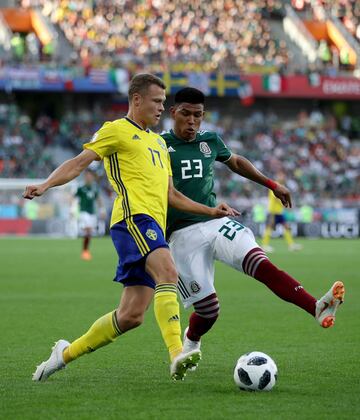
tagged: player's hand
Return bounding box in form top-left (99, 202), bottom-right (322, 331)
top-left (212, 202), bottom-right (240, 218)
top-left (23, 184), bottom-right (47, 200)
top-left (273, 184), bottom-right (292, 208)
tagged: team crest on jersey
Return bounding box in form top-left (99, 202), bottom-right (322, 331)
top-left (190, 281), bottom-right (201, 294)
top-left (199, 142), bottom-right (211, 157)
top-left (132, 134), bottom-right (141, 140)
top-left (157, 138), bottom-right (167, 150)
top-left (146, 229), bottom-right (157, 241)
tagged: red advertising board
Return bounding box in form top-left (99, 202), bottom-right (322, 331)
top-left (244, 74), bottom-right (360, 100)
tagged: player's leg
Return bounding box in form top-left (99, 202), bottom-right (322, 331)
top-left (116, 285), bottom-right (154, 331)
top-left (145, 247), bottom-right (182, 360)
top-left (262, 214), bottom-right (274, 252)
top-left (183, 292), bottom-right (220, 355)
top-left (169, 221), bottom-right (219, 367)
top-left (81, 226), bottom-right (92, 260)
top-left (32, 285), bottom-right (153, 382)
top-left (33, 216), bottom-right (153, 382)
top-left (214, 220), bottom-right (320, 319)
top-left (240, 231), bottom-right (344, 327)
top-left (64, 285), bottom-right (153, 362)
top-left (33, 310), bottom-right (121, 382)
top-left (186, 293), bottom-right (220, 342)
top-left (243, 247), bottom-right (316, 315)
top-left (282, 222), bottom-right (303, 251)
top-left (79, 212), bottom-right (93, 260)
top-left (145, 247), bottom-right (201, 380)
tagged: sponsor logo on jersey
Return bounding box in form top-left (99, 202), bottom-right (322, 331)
top-left (168, 146), bottom-right (176, 152)
top-left (199, 142), bottom-right (212, 157)
top-left (190, 281), bottom-right (201, 293)
top-left (146, 229), bottom-right (157, 240)
top-left (157, 138), bottom-right (167, 150)
top-left (132, 134), bottom-right (141, 140)
top-left (168, 314), bottom-right (180, 322)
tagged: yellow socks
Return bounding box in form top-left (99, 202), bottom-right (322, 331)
top-left (262, 226), bottom-right (272, 246)
top-left (284, 228), bottom-right (294, 246)
top-left (154, 283), bottom-right (182, 361)
top-left (63, 311), bottom-right (122, 364)
top-left (62, 285), bottom-right (182, 365)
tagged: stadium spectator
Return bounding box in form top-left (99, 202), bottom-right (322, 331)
top-left (10, 33), bottom-right (25, 62)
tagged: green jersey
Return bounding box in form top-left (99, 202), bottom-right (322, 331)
top-left (75, 184), bottom-right (99, 214)
top-left (162, 129), bottom-right (232, 235)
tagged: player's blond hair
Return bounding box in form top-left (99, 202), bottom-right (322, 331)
top-left (128, 74), bottom-right (166, 100)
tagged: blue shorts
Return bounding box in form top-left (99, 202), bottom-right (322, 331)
top-left (110, 214), bottom-right (168, 289)
top-left (268, 214), bottom-right (285, 225)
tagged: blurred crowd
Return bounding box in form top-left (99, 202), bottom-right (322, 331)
top-left (4, 0), bottom-right (358, 75)
top-left (208, 109), bottom-right (360, 207)
top-left (17, 0), bottom-right (289, 72)
top-left (0, 103), bottom-right (55, 178)
top-left (2, 0), bottom-right (358, 76)
top-left (1, 100), bottom-right (359, 207)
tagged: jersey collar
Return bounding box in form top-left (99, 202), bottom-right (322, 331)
top-left (125, 117), bottom-right (150, 133)
top-left (170, 129), bottom-right (198, 143)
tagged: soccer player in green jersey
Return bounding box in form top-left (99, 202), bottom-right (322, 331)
top-left (162, 87), bottom-right (345, 369)
top-left (75, 169), bottom-right (103, 261)
top-left (23, 75), bottom-right (237, 382)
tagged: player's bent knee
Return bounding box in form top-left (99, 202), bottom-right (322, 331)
top-left (118, 311), bottom-right (144, 332)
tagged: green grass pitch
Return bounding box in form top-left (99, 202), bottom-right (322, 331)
top-left (0, 237), bottom-right (359, 419)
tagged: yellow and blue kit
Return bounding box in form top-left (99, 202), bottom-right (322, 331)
top-left (84, 117), bottom-right (172, 288)
top-left (267, 189), bottom-right (285, 225)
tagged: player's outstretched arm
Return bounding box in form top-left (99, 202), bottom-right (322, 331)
top-left (23, 149), bottom-right (100, 200)
top-left (168, 177), bottom-right (239, 217)
top-left (225, 154), bottom-right (292, 207)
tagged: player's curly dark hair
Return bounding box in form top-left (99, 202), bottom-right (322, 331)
top-left (128, 74), bottom-right (166, 99)
top-left (175, 87), bottom-right (205, 105)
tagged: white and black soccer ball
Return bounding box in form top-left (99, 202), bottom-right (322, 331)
top-left (233, 351), bottom-right (278, 391)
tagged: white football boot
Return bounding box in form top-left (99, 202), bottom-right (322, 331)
top-left (262, 245), bottom-right (274, 253)
top-left (170, 347), bottom-right (201, 381)
top-left (32, 339), bottom-right (70, 381)
top-left (182, 327), bottom-right (201, 371)
top-left (315, 281), bottom-right (345, 328)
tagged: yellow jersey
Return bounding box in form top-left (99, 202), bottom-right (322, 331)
top-left (84, 117), bottom-right (172, 232)
top-left (267, 189), bottom-right (284, 215)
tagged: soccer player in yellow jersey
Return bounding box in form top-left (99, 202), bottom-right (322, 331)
top-left (262, 172), bottom-right (303, 253)
top-left (23, 74), bottom-right (237, 382)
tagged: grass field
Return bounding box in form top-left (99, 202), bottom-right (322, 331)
top-left (0, 237), bottom-right (359, 419)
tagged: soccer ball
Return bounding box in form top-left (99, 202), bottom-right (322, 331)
top-left (233, 351), bottom-right (278, 391)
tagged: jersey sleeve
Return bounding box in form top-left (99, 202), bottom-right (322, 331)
top-left (215, 134), bottom-right (232, 163)
top-left (83, 121), bottom-right (119, 159)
